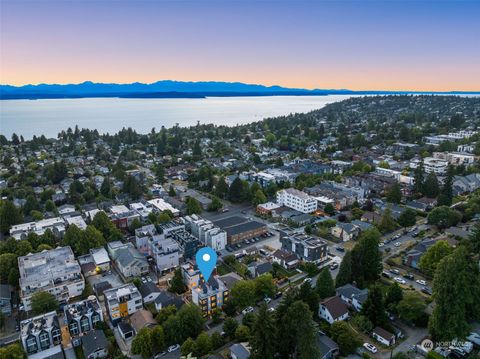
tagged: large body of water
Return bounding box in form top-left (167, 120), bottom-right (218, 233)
top-left (0, 95), bottom-right (357, 139)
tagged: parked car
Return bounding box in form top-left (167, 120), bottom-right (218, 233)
top-left (382, 271), bottom-right (391, 278)
top-left (394, 277), bottom-right (406, 285)
top-left (303, 277), bottom-right (312, 284)
top-left (264, 297), bottom-right (272, 304)
top-left (394, 242), bottom-right (401, 247)
top-left (168, 344), bottom-right (180, 353)
top-left (363, 343), bottom-right (378, 353)
top-left (335, 246), bottom-right (345, 252)
top-left (274, 291), bottom-right (283, 299)
top-left (329, 263), bottom-right (339, 270)
top-left (389, 269), bottom-right (400, 275)
top-left (267, 307), bottom-right (275, 313)
top-left (154, 352), bottom-right (167, 358)
top-left (416, 279), bottom-right (427, 286)
top-left (421, 286), bottom-right (433, 295)
top-left (242, 306), bottom-right (254, 315)
top-left (403, 273), bottom-right (414, 280)
top-left (379, 242), bottom-right (385, 247)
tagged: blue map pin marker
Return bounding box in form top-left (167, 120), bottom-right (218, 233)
top-left (196, 247), bottom-right (217, 282)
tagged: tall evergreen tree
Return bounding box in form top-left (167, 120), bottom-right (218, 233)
top-left (437, 165), bottom-right (454, 206)
top-left (335, 250), bottom-right (352, 287)
top-left (423, 171), bottom-right (440, 198)
top-left (361, 284), bottom-right (388, 327)
top-left (413, 161), bottom-right (425, 195)
top-left (283, 301), bottom-right (319, 359)
top-left (250, 304), bottom-right (275, 359)
top-left (0, 200), bottom-right (23, 234)
top-left (316, 268), bottom-right (335, 299)
top-left (386, 182), bottom-right (402, 204)
top-left (228, 177), bottom-right (246, 203)
top-left (215, 176), bottom-right (229, 199)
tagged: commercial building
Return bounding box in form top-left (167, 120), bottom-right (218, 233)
top-left (276, 188), bottom-right (318, 214)
top-left (104, 284), bottom-right (143, 324)
top-left (20, 311), bottom-right (62, 356)
top-left (18, 246), bottom-right (85, 311)
top-left (214, 216), bottom-right (267, 244)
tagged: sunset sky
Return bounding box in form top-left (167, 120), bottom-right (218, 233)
top-left (1, 0), bottom-right (479, 91)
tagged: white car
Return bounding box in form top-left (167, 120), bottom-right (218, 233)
top-left (242, 306), bottom-right (254, 315)
top-left (379, 242), bottom-right (385, 247)
top-left (394, 242), bottom-right (401, 247)
top-left (168, 344), bottom-right (180, 352)
top-left (416, 279), bottom-right (427, 286)
top-left (264, 297), bottom-right (272, 304)
top-left (267, 307), bottom-right (275, 313)
top-left (363, 343), bottom-right (378, 353)
top-left (303, 278), bottom-right (312, 284)
top-left (394, 277), bottom-right (406, 285)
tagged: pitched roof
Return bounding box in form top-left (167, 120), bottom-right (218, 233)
top-left (321, 296), bottom-right (349, 320)
top-left (82, 330), bottom-right (108, 357)
top-left (130, 309), bottom-right (157, 332)
top-left (373, 326), bottom-right (394, 340)
top-left (139, 282), bottom-right (160, 297)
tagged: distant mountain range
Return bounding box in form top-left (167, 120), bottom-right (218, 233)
top-left (0, 80), bottom-right (478, 99)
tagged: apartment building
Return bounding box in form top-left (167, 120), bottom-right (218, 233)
top-left (182, 262), bottom-right (201, 289)
top-left (20, 311), bottom-right (62, 356)
top-left (18, 246), bottom-right (85, 311)
top-left (10, 217), bottom-right (66, 240)
top-left (109, 205), bottom-right (140, 231)
top-left (184, 215), bottom-right (227, 251)
top-left (410, 157), bottom-right (448, 175)
top-left (64, 296), bottom-right (103, 344)
top-left (148, 198), bottom-right (180, 217)
top-left (276, 188), bottom-right (317, 213)
top-left (433, 151), bottom-right (477, 167)
top-left (191, 276), bottom-right (229, 317)
top-left (281, 234), bottom-right (328, 264)
top-left (104, 284), bottom-right (143, 324)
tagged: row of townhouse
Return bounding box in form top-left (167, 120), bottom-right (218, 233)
top-left (183, 214), bottom-right (227, 251)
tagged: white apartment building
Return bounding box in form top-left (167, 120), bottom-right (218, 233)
top-left (276, 188), bottom-right (318, 213)
top-left (410, 157), bottom-right (448, 176)
top-left (433, 151), bottom-right (477, 167)
top-left (184, 215), bottom-right (227, 251)
top-left (18, 246), bottom-right (85, 311)
top-left (148, 198), bottom-right (180, 217)
top-left (10, 217), bottom-right (66, 240)
top-left (104, 284), bottom-right (143, 324)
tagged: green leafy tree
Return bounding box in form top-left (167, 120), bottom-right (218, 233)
top-left (181, 337), bottom-right (195, 357)
top-left (235, 325), bottom-right (251, 342)
top-left (169, 268), bottom-right (186, 294)
top-left (250, 304), bottom-right (276, 359)
top-left (0, 200), bottom-right (23, 234)
top-left (316, 267), bottom-right (335, 299)
top-left (419, 240), bottom-right (453, 277)
top-left (207, 196), bottom-right (223, 212)
top-left (231, 280), bottom-right (256, 308)
top-left (330, 322), bottom-right (361, 356)
top-left (222, 317), bottom-right (238, 339)
top-left (156, 305), bottom-right (177, 325)
top-left (397, 292), bottom-right (427, 325)
top-left (335, 250), bottom-right (352, 287)
top-left (31, 291), bottom-right (58, 315)
top-left (429, 247), bottom-right (480, 341)
top-left (193, 332), bottom-right (212, 356)
top-left (252, 189), bottom-right (267, 206)
top-left (0, 342), bottom-right (26, 359)
top-left (351, 228), bottom-right (382, 286)
top-left (385, 283), bottom-right (403, 314)
top-left (386, 182), bottom-right (402, 204)
top-left (254, 273), bottom-right (276, 299)
top-left (437, 165), bottom-right (454, 206)
top-left (297, 282), bottom-right (320, 315)
top-left (378, 206), bottom-right (396, 234)
top-left (398, 208), bottom-right (417, 228)
top-left (100, 177), bottom-right (112, 197)
top-left (361, 285), bottom-right (388, 327)
top-left (324, 203), bottom-right (335, 215)
top-left (91, 211), bottom-right (122, 241)
top-left (427, 206), bottom-right (462, 230)
top-left (186, 196), bottom-right (202, 215)
top-left (131, 328), bottom-right (153, 359)
top-left (44, 199), bottom-right (56, 213)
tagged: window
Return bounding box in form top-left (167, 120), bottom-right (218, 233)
top-left (26, 335), bottom-right (37, 353)
top-left (69, 321), bottom-right (79, 336)
top-left (52, 327), bottom-right (61, 345)
top-left (91, 312), bottom-right (101, 327)
top-left (39, 330), bottom-right (50, 350)
top-left (80, 316), bottom-right (90, 332)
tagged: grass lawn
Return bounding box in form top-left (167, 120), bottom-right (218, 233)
top-left (74, 345), bottom-right (86, 359)
top-left (274, 265), bottom-right (298, 278)
top-left (216, 263), bottom-right (232, 276)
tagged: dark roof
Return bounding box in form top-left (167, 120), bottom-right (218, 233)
top-left (93, 281), bottom-right (112, 297)
top-left (118, 321), bottom-right (134, 335)
top-left (214, 216), bottom-right (247, 228)
top-left (224, 221), bottom-right (266, 236)
top-left (229, 343), bottom-right (250, 359)
top-left (373, 326), bottom-right (394, 340)
top-left (321, 296), bottom-right (349, 320)
top-left (336, 284), bottom-right (368, 300)
top-left (82, 330), bottom-right (108, 357)
top-left (317, 333), bottom-right (339, 358)
top-left (0, 284), bottom-right (11, 300)
top-left (139, 282), bottom-right (160, 297)
top-left (256, 262), bottom-right (273, 275)
top-left (154, 291), bottom-right (184, 309)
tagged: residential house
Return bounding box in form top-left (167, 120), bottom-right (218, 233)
top-left (272, 249), bottom-right (299, 269)
top-left (108, 242), bottom-right (149, 279)
top-left (130, 309), bottom-right (157, 333)
top-left (372, 327), bottom-right (396, 347)
top-left (281, 234), bottom-right (328, 264)
top-left (247, 261), bottom-right (273, 278)
top-left (336, 284), bottom-right (369, 312)
top-left (154, 290), bottom-right (184, 312)
top-left (230, 343), bottom-right (251, 359)
top-left (64, 296), bottom-right (103, 345)
top-left (317, 333), bottom-right (339, 359)
top-left (82, 330), bottom-right (109, 359)
top-left (104, 284), bottom-right (143, 324)
top-left (319, 296), bottom-right (349, 324)
top-left (20, 311), bottom-right (62, 356)
top-left (331, 223), bottom-right (359, 242)
top-left (139, 282), bottom-right (161, 304)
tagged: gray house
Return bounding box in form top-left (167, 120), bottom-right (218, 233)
top-left (0, 284), bottom-right (12, 316)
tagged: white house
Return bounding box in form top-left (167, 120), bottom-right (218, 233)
top-left (276, 188), bottom-right (317, 214)
top-left (319, 296), bottom-right (349, 324)
top-left (372, 327), bottom-right (396, 347)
